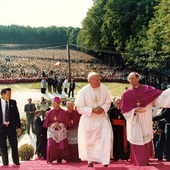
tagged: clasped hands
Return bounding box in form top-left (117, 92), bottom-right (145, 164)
top-left (92, 106), bottom-right (104, 114)
top-left (53, 122), bottom-right (61, 130)
top-left (134, 107), bottom-right (146, 113)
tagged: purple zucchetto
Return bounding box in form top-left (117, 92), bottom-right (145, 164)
top-left (53, 97), bottom-right (61, 104)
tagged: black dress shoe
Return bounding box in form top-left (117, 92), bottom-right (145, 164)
top-left (113, 158), bottom-right (118, 162)
top-left (57, 159), bottom-right (62, 163)
top-left (103, 164), bottom-right (108, 167)
top-left (157, 158), bottom-right (162, 161)
top-left (3, 164), bottom-right (9, 166)
top-left (15, 163), bottom-right (20, 165)
top-left (88, 162), bottom-right (93, 167)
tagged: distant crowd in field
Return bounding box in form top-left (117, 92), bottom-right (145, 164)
top-left (0, 49), bottom-right (169, 90)
top-left (0, 49), bottom-right (129, 83)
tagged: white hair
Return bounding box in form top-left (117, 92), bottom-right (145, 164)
top-left (87, 72), bottom-right (99, 82)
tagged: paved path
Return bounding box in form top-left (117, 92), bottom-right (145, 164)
top-left (0, 89), bottom-right (168, 168)
top-left (0, 89), bottom-right (70, 165)
top-left (11, 88), bottom-right (68, 117)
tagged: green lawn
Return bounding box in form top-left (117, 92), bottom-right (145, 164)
top-left (0, 81), bottom-right (130, 98)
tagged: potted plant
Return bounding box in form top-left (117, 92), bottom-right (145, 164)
top-left (18, 143), bottom-right (34, 160)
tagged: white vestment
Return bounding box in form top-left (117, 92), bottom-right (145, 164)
top-left (75, 84), bottom-right (113, 165)
top-left (124, 88), bottom-right (170, 145)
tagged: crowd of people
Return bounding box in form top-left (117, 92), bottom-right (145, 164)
top-left (24, 72), bottom-right (170, 167)
top-left (1, 49), bottom-right (169, 90)
top-left (0, 89), bottom-right (81, 166)
top-left (0, 49), bottom-right (129, 83)
top-left (1, 55), bottom-right (170, 168)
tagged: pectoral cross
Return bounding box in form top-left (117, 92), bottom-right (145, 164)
top-left (54, 116), bottom-right (57, 121)
top-left (136, 101), bottom-right (141, 107)
top-left (70, 120), bottom-right (74, 124)
top-left (94, 96), bottom-right (99, 104)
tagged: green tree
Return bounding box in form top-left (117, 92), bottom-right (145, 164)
top-left (68, 27), bottom-right (80, 45)
top-left (146, 0), bottom-right (170, 71)
top-left (0, 25), bottom-right (79, 47)
top-left (77, 0), bottom-right (108, 51)
top-left (120, 0), bottom-right (158, 71)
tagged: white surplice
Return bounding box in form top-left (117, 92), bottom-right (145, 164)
top-left (75, 84), bottom-right (113, 165)
top-left (124, 88), bottom-right (170, 145)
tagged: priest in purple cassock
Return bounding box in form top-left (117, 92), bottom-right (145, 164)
top-left (120, 72), bottom-right (170, 166)
top-left (43, 97), bottom-right (70, 163)
top-left (66, 101), bottom-right (81, 162)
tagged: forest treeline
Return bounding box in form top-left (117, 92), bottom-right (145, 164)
top-left (0, 0), bottom-right (170, 74)
top-left (78, 0), bottom-right (170, 74)
top-left (0, 25), bottom-right (80, 46)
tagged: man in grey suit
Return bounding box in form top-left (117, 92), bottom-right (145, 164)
top-left (0, 87), bottom-right (21, 166)
top-left (24, 98), bottom-right (36, 134)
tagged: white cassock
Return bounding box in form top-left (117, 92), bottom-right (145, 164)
top-left (124, 88), bottom-right (170, 146)
top-left (75, 84), bottom-right (113, 165)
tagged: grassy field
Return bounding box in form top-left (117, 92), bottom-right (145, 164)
top-left (0, 81), bottom-right (130, 98)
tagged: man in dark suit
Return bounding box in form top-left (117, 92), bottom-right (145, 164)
top-left (68, 79), bottom-right (75, 98)
top-left (24, 98), bottom-right (36, 134)
top-left (34, 110), bottom-right (44, 159)
top-left (0, 87), bottom-right (22, 166)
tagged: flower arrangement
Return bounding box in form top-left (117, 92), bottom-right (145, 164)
top-left (18, 143), bottom-right (34, 160)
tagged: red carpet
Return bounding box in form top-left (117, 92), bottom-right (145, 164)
top-left (0, 159), bottom-right (170, 170)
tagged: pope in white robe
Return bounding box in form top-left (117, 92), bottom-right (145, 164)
top-left (75, 72), bottom-right (113, 167)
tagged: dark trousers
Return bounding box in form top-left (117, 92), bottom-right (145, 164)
top-left (68, 89), bottom-right (74, 97)
top-left (154, 133), bottom-right (165, 160)
top-left (64, 88), bottom-right (67, 94)
top-left (35, 134), bottom-right (47, 159)
top-left (58, 87), bottom-right (62, 95)
top-left (41, 88), bottom-right (46, 94)
top-left (0, 125), bottom-right (19, 165)
top-left (35, 135), bottom-right (42, 155)
top-left (48, 84), bottom-right (52, 93)
top-left (165, 125), bottom-right (170, 160)
top-left (27, 115), bottom-right (35, 134)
